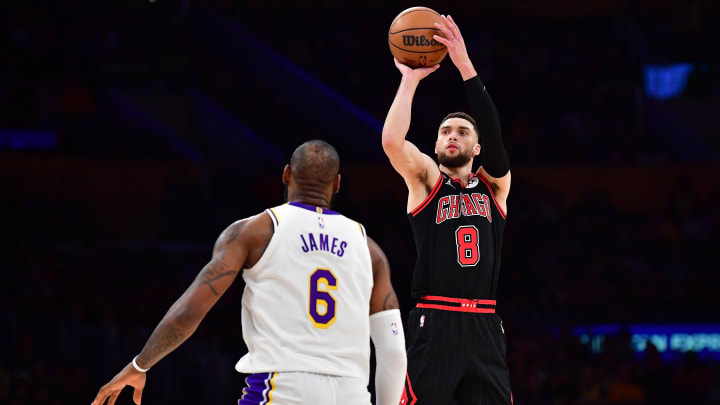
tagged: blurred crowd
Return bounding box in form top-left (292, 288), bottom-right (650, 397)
top-left (2, 1), bottom-right (718, 163)
top-left (2, 0), bottom-right (719, 404)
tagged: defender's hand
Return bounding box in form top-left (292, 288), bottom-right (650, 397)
top-left (394, 58), bottom-right (440, 81)
top-left (432, 15), bottom-right (476, 80)
top-left (91, 363), bottom-right (147, 405)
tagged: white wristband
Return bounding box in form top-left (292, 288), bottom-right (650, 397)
top-left (132, 355), bottom-right (150, 372)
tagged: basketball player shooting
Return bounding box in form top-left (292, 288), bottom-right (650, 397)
top-left (382, 15), bottom-right (512, 405)
top-left (91, 140), bottom-right (407, 405)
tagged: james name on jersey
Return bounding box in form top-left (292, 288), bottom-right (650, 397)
top-left (436, 193), bottom-right (493, 224)
top-left (300, 232), bottom-right (348, 257)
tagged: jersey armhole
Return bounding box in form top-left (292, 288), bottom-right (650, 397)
top-left (266, 208), bottom-right (280, 230)
top-left (410, 174), bottom-right (443, 217)
top-left (474, 172), bottom-right (507, 219)
top-left (246, 210), bottom-right (279, 272)
top-left (356, 222), bottom-right (366, 240)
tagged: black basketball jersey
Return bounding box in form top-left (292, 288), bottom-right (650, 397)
top-left (408, 171), bottom-right (506, 300)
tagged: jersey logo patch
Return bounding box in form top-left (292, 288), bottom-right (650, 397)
top-left (419, 315), bottom-right (425, 327)
top-left (445, 179), bottom-right (452, 186)
top-left (318, 217), bottom-right (325, 228)
top-left (467, 177), bottom-right (479, 188)
top-left (391, 322), bottom-right (399, 335)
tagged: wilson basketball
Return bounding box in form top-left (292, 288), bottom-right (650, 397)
top-left (388, 7), bottom-right (448, 68)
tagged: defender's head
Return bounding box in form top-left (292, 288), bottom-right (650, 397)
top-left (283, 140), bottom-right (341, 203)
top-left (434, 112), bottom-right (480, 168)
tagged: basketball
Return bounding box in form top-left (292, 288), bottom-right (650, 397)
top-left (388, 7), bottom-right (448, 68)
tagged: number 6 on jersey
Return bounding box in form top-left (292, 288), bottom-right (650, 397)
top-left (455, 225), bottom-right (480, 267)
top-left (309, 268), bottom-right (337, 328)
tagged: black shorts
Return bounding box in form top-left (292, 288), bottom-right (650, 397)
top-left (402, 296), bottom-right (512, 405)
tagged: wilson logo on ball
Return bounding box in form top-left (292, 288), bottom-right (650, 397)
top-left (402, 35), bottom-right (442, 47)
top-left (388, 6), bottom-right (448, 68)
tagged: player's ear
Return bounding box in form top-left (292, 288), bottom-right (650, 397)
top-left (282, 164), bottom-right (291, 185)
top-left (473, 142), bottom-right (481, 157)
top-left (332, 174), bottom-right (341, 193)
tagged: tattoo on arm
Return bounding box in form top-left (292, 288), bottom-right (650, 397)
top-left (136, 221), bottom-right (248, 369)
top-left (137, 323), bottom-right (188, 368)
top-left (213, 222), bottom-right (242, 258)
top-left (201, 222), bottom-right (244, 295)
top-left (382, 290), bottom-right (400, 310)
top-left (199, 260), bottom-right (238, 296)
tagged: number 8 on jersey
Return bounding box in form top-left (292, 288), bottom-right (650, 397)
top-left (455, 225), bottom-right (480, 267)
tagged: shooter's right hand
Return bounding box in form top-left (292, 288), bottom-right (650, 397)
top-left (393, 58), bottom-right (440, 81)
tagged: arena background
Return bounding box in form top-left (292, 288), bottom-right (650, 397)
top-left (1, 0), bottom-right (719, 404)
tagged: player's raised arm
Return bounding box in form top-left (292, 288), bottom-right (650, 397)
top-left (91, 214), bottom-right (270, 405)
top-left (367, 236), bottom-right (406, 405)
top-left (433, 15), bottom-right (511, 205)
top-left (382, 59), bottom-right (441, 189)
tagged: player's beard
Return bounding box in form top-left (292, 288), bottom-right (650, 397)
top-left (437, 148), bottom-right (473, 168)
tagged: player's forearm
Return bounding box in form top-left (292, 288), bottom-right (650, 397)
top-left (134, 242), bottom-right (242, 369)
top-left (135, 291), bottom-right (206, 369)
top-left (134, 256), bottom-right (238, 369)
top-left (464, 75), bottom-right (510, 177)
top-left (370, 309), bottom-right (406, 405)
top-left (457, 60), bottom-right (477, 81)
top-left (381, 76), bottom-right (420, 150)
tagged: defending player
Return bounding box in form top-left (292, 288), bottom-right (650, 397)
top-left (381, 15), bottom-right (512, 404)
top-left (91, 140), bottom-right (407, 405)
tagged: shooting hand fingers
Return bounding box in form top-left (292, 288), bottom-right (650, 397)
top-left (433, 21), bottom-right (454, 42)
top-left (433, 35), bottom-right (449, 46)
top-left (446, 15), bottom-right (462, 39)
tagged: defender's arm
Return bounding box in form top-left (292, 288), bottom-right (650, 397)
top-left (133, 219), bottom-right (248, 369)
top-left (92, 214), bottom-right (269, 405)
top-left (368, 236), bottom-right (406, 405)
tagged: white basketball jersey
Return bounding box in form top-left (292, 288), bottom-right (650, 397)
top-left (235, 202), bottom-right (373, 381)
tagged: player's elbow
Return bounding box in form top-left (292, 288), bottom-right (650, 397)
top-left (383, 344), bottom-right (407, 370)
top-left (370, 309), bottom-right (407, 374)
top-left (381, 131), bottom-right (402, 154)
top-left (166, 296), bottom-right (208, 331)
top-left (168, 305), bottom-right (203, 331)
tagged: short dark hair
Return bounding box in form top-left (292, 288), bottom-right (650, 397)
top-left (439, 112), bottom-right (479, 141)
top-left (289, 140), bottom-right (340, 187)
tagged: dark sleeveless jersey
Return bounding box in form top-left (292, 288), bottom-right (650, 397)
top-left (407, 171), bottom-right (507, 300)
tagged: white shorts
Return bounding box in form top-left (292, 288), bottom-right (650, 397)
top-left (238, 371), bottom-right (371, 405)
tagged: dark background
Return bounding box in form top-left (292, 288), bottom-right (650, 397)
top-left (1, 0), bottom-right (719, 404)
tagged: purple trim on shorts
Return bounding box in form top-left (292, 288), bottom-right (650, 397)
top-left (238, 372), bottom-right (275, 405)
top-left (288, 201), bottom-right (340, 215)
